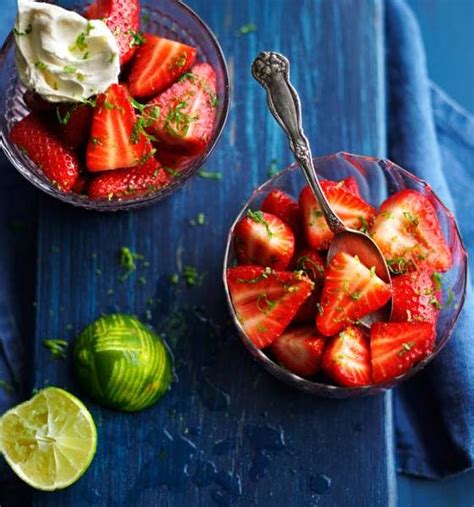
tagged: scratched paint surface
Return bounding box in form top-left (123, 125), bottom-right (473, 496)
top-left (32, 1), bottom-right (395, 505)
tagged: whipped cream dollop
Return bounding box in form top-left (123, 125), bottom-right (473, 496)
top-left (14, 0), bottom-right (120, 103)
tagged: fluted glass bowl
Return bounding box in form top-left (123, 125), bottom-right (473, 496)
top-left (0, 0), bottom-right (230, 211)
top-left (223, 152), bottom-right (467, 398)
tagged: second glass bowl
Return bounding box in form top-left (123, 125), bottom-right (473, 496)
top-left (223, 152), bottom-right (467, 398)
top-left (0, 0), bottom-right (230, 211)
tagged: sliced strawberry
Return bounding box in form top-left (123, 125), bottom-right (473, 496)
top-left (322, 326), bottom-right (371, 387)
top-left (155, 148), bottom-right (191, 176)
top-left (86, 84), bottom-right (153, 172)
top-left (323, 176), bottom-right (361, 197)
top-left (261, 189), bottom-right (302, 240)
top-left (10, 113), bottom-right (79, 192)
top-left (55, 103), bottom-right (93, 149)
top-left (370, 189), bottom-right (452, 273)
top-left (292, 248), bottom-right (326, 322)
top-left (226, 266), bottom-right (314, 349)
top-left (371, 321), bottom-right (435, 383)
top-left (23, 90), bottom-right (53, 113)
top-left (316, 252), bottom-right (392, 336)
top-left (88, 156), bottom-right (170, 200)
top-left (87, 0), bottom-right (140, 65)
top-left (233, 211), bottom-right (295, 270)
top-left (128, 34), bottom-right (197, 99)
top-left (145, 63), bottom-right (217, 155)
top-left (391, 269), bottom-right (441, 326)
top-left (72, 174), bottom-right (88, 194)
top-left (271, 325), bottom-right (326, 377)
top-left (299, 182), bottom-right (375, 250)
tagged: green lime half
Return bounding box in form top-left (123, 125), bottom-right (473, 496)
top-left (73, 314), bottom-right (173, 412)
top-left (0, 387), bottom-right (97, 491)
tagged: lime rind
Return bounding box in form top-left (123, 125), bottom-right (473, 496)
top-left (73, 314), bottom-right (173, 412)
top-left (0, 387), bottom-right (97, 491)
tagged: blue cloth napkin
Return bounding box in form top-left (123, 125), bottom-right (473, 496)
top-left (0, 0), bottom-right (473, 489)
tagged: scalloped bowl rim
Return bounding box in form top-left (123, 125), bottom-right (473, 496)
top-left (222, 152), bottom-right (468, 397)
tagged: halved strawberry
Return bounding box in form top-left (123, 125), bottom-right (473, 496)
top-left (323, 176), bottom-right (361, 197)
top-left (261, 189), bottom-right (302, 240)
top-left (391, 269), bottom-right (441, 326)
top-left (321, 326), bottom-right (371, 387)
top-left (86, 0), bottom-right (140, 65)
top-left (86, 84), bottom-right (153, 172)
top-left (144, 63), bottom-right (217, 155)
top-left (369, 189), bottom-right (452, 273)
top-left (55, 103), bottom-right (93, 149)
top-left (128, 34), bottom-right (197, 99)
top-left (316, 252), bottom-right (392, 336)
top-left (10, 113), bottom-right (79, 192)
top-left (88, 156), bottom-right (170, 200)
top-left (292, 248), bottom-right (326, 323)
top-left (371, 321), bottom-right (435, 383)
top-left (226, 266), bottom-right (314, 349)
top-left (233, 211), bottom-right (295, 270)
top-left (299, 182), bottom-right (375, 250)
top-left (271, 325), bottom-right (326, 377)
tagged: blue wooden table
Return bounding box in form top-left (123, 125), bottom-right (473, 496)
top-left (0, 0), bottom-right (473, 506)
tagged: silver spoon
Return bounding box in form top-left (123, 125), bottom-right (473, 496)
top-left (251, 51), bottom-right (392, 325)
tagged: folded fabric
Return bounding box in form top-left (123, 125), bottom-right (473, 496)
top-left (386, 0), bottom-right (474, 479)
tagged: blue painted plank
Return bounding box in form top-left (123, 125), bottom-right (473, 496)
top-left (31, 1), bottom-right (395, 506)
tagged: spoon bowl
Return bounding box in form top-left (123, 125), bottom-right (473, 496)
top-left (251, 51), bottom-right (393, 324)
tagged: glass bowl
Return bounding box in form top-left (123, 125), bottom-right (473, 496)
top-left (0, 0), bottom-right (230, 211)
top-left (223, 152), bottom-right (468, 398)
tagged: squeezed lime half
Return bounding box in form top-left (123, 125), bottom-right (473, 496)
top-left (73, 314), bottom-right (173, 412)
top-left (0, 387), bottom-right (97, 491)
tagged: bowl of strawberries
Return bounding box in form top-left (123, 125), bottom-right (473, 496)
top-left (0, 0), bottom-right (229, 210)
top-left (224, 152), bottom-right (467, 397)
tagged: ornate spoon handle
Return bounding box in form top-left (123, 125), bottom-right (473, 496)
top-left (251, 51), bottom-right (345, 234)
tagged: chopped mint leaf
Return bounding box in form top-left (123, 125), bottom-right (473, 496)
top-left (170, 273), bottom-right (179, 285)
top-left (14, 24), bottom-right (32, 36)
top-left (163, 166), bottom-right (180, 178)
top-left (43, 339), bottom-right (68, 360)
top-left (183, 265), bottom-right (204, 287)
top-left (63, 65), bottom-right (77, 74)
top-left (35, 61), bottom-right (48, 71)
top-left (56, 106), bottom-right (72, 125)
top-left (236, 23), bottom-right (257, 35)
top-left (164, 101), bottom-right (197, 138)
top-left (119, 246), bottom-right (144, 281)
top-left (197, 169), bottom-right (222, 180)
top-left (129, 29), bottom-right (146, 47)
top-left (267, 159), bottom-right (279, 178)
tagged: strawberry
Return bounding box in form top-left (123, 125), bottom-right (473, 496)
top-left (261, 189), bottom-right (302, 240)
top-left (299, 182), bottom-right (375, 250)
top-left (144, 63), bottom-right (217, 155)
top-left (86, 0), bottom-right (140, 65)
top-left (156, 148), bottom-right (191, 176)
top-left (292, 249), bottom-right (326, 322)
top-left (86, 84), bottom-right (153, 172)
top-left (323, 176), bottom-right (361, 197)
top-left (226, 266), bottom-right (314, 349)
top-left (316, 252), bottom-right (392, 336)
top-left (391, 269), bottom-right (441, 326)
top-left (128, 34), bottom-right (197, 99)
top-left (10, 113), bottom-right (79, 192)
top-left (23, 90), bottom-right (53, 113)
top-left (55, 103), bottom-right (93, 149)
top-left (271, 326), bottom-right (326, 377)
top-left (371, 321), bottom-right (435, 383)
top-left (72, 174), bottom-right (88, 194)
top-left (88, 156), bottom-right (170, 200)
top-left (321, 326), bottom-right (371, 387)
top-left (369, 189), bottom-right (452, 273)
top-left (233, 210), bottom-right (295, 270)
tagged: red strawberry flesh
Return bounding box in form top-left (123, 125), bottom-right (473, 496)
top-left (233, 211), bottom-right (295, 270)
top-left (322, 326), bottom-right (372, 387)
top-left (316, 252), bottom-right (392, 336)
top-left (271, 325), bottom-right (326, 377)
top-left (371, 321), bottom-right (435, 383)
top-left (226, 266), bottom-right (314, 349)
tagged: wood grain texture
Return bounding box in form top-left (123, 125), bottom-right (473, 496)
top-left (32, 1), bottom-right (395, 505)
